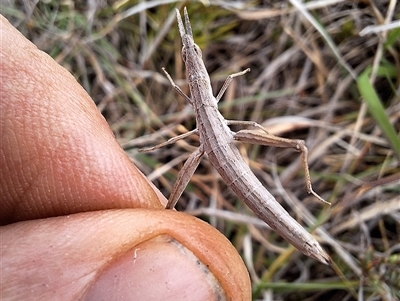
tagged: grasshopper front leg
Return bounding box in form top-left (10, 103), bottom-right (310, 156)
top-left (215, 68), bottom-right (251, 102)
top-left (139, 129), bottom-right (198, 153)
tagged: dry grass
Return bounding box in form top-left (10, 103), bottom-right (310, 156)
top-left (4, 0), bottom-right (400, 300)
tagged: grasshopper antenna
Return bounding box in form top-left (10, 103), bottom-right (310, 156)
top-left (175, 7), bottom-right (193, 38)
top-left (175, 8), bottom-right (185, 37)
top-left (183, 7), bottom-right (193, 37)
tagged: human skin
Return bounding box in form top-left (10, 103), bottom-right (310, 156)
top-left (0, 15), bottom-right (251, 300)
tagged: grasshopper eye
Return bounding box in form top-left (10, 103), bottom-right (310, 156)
top-left (181, 47), bottom-right (187, 62)
top-left (194, 44), bottom-right (202, 57)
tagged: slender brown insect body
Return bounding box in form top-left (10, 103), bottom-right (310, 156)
top-left (141, 7), bottom-right (330, 265)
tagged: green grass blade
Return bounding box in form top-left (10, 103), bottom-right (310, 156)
top-left (357, 66), bottom-right (400, 158)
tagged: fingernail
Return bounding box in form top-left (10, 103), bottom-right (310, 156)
top-left (83, 235), bottom-right (226, 301)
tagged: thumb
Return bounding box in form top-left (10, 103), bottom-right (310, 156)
top-left (1, 209), bottom-right (251, 300)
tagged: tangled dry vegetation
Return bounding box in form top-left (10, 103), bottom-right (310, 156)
top-left (4, 0), bottom-right (399, 300)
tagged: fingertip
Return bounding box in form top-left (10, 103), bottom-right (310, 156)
top-left (84, 236), bottom-right (225, 301)
top-left (2, 210), bottom-right (251, 300)
top-left (0, 16), bottom-right (164, 224)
